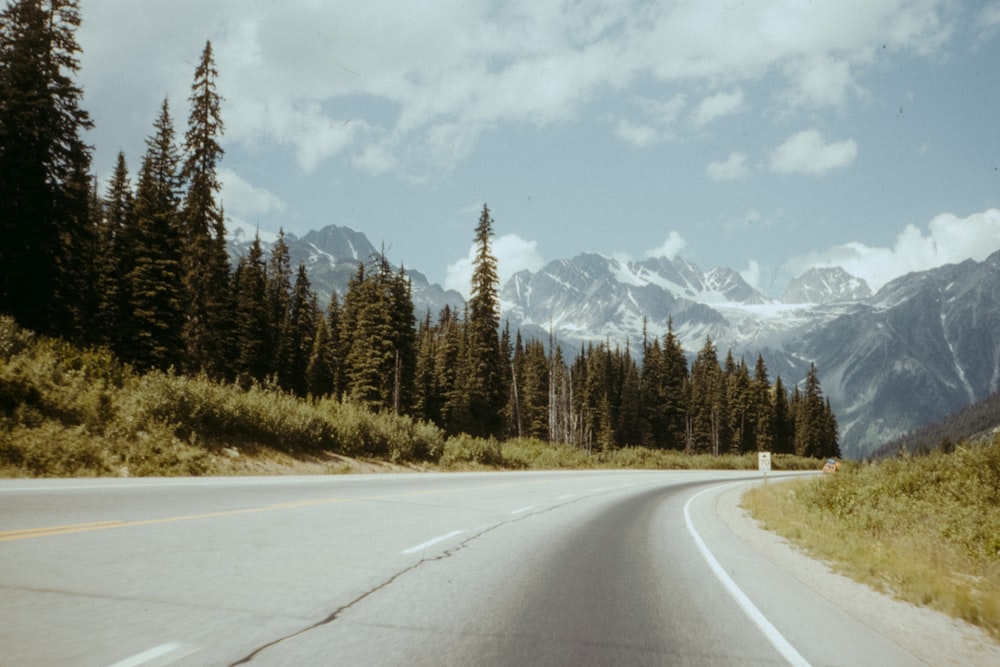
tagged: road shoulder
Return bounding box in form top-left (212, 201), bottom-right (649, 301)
top-left (717, 483), bottom-right (1000, 667)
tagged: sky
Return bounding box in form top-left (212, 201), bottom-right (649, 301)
top-left (74, 0), bottom-right (1000, 299)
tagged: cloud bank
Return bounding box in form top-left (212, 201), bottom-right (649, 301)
top-left (785, 209), bottom-right (1000, 291)
top-left (78, 0), bottom-right (953, 175)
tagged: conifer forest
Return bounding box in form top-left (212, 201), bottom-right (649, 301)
top-left (0, 0), bottom-right (840, 460)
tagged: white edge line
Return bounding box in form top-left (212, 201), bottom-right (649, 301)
top-left (683, 487), bottom-right (812, 667)
top-left (510, 505), bottom-right (534, 515)
top-left (107, 642), bottom-right (185, 667)
top-left (402, 530), bottom-right (464, 555)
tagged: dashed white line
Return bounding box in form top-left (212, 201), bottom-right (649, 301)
top-left (683, 487), bottom-right (812, 667)
top-left (556, 493), bottom-right (576, 500)
top-left (510, 505), bottom-right (534, 515)
top-left (402, 530), bottom-right (464, 554)
top-left (107, 642), bottom-right (191, 667)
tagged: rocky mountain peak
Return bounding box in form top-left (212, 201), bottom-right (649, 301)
top-left (781, 266), bottom-right (871, 304)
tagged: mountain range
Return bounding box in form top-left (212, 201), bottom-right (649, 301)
top-left (228, 223), bottom-right (1000, 459)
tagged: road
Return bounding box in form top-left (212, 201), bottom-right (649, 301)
top-left (0, 470), bottom-right (928, 666)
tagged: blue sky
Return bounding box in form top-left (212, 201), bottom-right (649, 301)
top-left (77, 1), bottom-right (1000, 298)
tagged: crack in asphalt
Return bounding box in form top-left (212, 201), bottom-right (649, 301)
top-left (228, 521), bottom-right (507, 665)
top-left (227, 490), bottom-right (619, 665)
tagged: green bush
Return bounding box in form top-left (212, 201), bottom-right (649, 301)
top-left (440, 434), bottom-right (503, 468)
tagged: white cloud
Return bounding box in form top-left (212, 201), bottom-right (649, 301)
top-left (770, 129), bottom-right (858, 175)
top-left (784, 209), bottom-right (1000, 291)
top-left (740, 260), bottom-right (763, 291)
top-left (645, 231), bottom-right (688, 259)
top-left (976, 3), bottom-right (1000, 40)
top-left (76, 0), bottom-right (953, 175)
top-left (614, 120), bottom-right (661, 147)
top-left (691, 88), bottom-right (744, 127)
top-left (444, 233), bottom-right (545, 299)
top-left (219, 168), bottom-right (286, 219)
top-left (706, 152), bottom-right (750, 181)
top-left (781, 56), bottom-right (858, 109)
top-left (636, 94), bottom-right (687, 125)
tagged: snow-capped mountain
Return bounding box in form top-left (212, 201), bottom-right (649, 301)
top-left (227, 223), bottom-right (464, 318)
top-left (502, 249), bottom-right (1000, 457)
top-left (229, 222), bottom-right (1000, 459)
top-left (781, 267), bottom-right (872, 304)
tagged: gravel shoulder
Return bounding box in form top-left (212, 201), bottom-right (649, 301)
top-left (718, 484), bottom-right (1000, 667)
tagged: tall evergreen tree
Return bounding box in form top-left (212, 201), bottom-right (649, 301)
top-left (413, 309), bottom-right (440, 423)
top-left (0, 0), bottom-right (93, 336)
top-left (280, 263), bottom-right (318, 396)
top-left (795, 362), bottom-right (830, 458)
top-left (232, 233), bottom-right (269, 384)
top-left (264, 229), bottom-right (292, 378)
top-left (127, 99), bottom-right (184, 370)
top-left (94, 152), bottom-right (135, 355)
top-left (180, 40), bottom-right (230, 377)
top-left (516, 337), bottom-right (550, 440)
top-left (463, 204), bottom-right (504, 438)
top-left (772, 376), bottom-right (795, 454)
top-left (725, 352), bottom-right (753, 454)
top-left (306, 294), bottom-right (340, 398)
top-left (752, 354), bottom-right (775, 452)
top-left (689, 336), bottom-right (725, 454)
top-left (341, 254), bottom-right (416, 413)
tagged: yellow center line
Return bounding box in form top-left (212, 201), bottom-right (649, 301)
top-left (0, 486), bottom-right (471, 542)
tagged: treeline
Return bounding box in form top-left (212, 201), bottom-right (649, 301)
top-left (874, 389), bottom-right (1000, 458)
top-left (0, 1), bottom-right (839, 459)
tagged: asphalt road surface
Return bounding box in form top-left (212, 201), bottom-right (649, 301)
top-left (1, 470), bottom-right (930, 666)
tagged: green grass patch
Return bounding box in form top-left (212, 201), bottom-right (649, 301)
top-left (743, 443), bottom-right (1000, 639)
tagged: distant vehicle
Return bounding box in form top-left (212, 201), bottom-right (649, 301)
top-left (822, 458), bottom-right (840, 473)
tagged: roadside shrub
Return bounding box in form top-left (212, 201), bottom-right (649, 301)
top-left (745, 437), bottom-right (1000, 639)
top-left (439, 434), bottom-right (503, 468)
top-left (0, 423), bottom-right (109, 477)
top-left (500, 438), bottom-right (593, 469)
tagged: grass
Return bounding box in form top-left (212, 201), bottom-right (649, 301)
top-left (743, 442), bottom-right (1000, 640)
top-left (0, 315), bottom-right (822, 477)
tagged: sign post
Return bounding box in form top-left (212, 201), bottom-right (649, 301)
top-left (758, 451), bottom-right (771, 484)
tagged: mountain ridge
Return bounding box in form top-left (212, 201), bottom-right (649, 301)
top-left (228, 222), bottom-right (1000, 459)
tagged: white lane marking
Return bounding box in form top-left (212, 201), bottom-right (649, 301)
top-left (510, 505), bottom-right (534, 515)
top-left (402, 530), bottom-right (464, 554)
top-left (107, 642), bottom-right (189, 667)
top-left (556, 494), bottom-right (575, 500)
top-left (684, 487), bottom-right (812, 667)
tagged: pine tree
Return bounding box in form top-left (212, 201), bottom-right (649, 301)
top-left (232, 233), bottom-right (269, 384)
top-left (0, 0), bottom-right (93, 336)
top-left (772, 376), bottom-right (795, 454)
top-left (752, 354), bottom-right (775, 452)
top-left (725, 352), bottom-right (753, 454)
top-left (280, 263), bottom-right (318, 396)
top-left (795, 362), bottom-right (828, 458)
top-left (305, 293), bottom-right (341, 398)
top-left (264, 229), bottom-right (292, 378)
top-left (463, 204), bottom-right (504, 438)
top-left (518, 337), bottom-right (550, 440)
top-left (127, 99), bottom-right (184, 371)
top-left (94, 152), bottom-right (135, 355)
top-left (436, 304), bottom-right (466, 434)
top-left (388, 264), bottom-right (416, 414)
top-left (690, 336), bottom-right (725, 454)
top-left (340, 254), bottom-right (416, 412)
top-left (180, 40), bottom-right (230, 377)
top-left (617, 352), bottom-right (643, 446)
